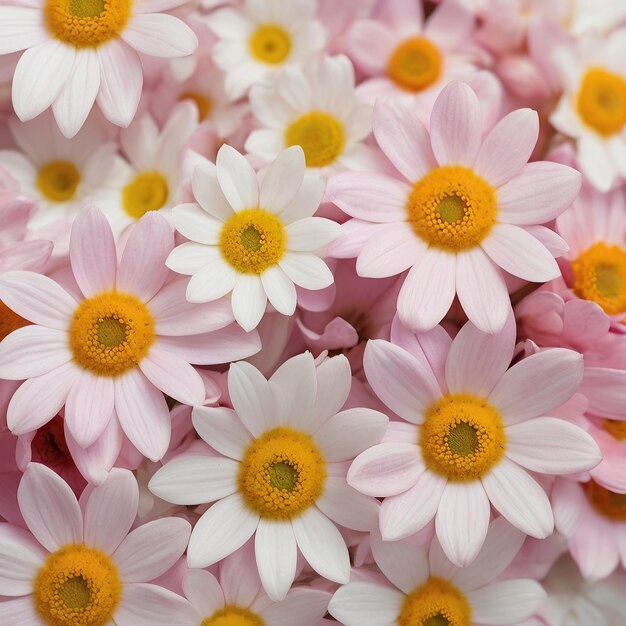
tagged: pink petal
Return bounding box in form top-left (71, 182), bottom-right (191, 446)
top-left (70, 207), bottom-right (116, 298)
top-left (0, 524), bottom-right (46, 596)
top-left (116, 213), bottom-right (173, 301)
top-left (581, 367), bottom-right (626, 420)
top-left (317, 478), bottom-right (379, 532)
top-left (424, 0), bottom-right (474, 48)
top-left (122, 13), bottom-right (198, 57)
top-left (261, 588), bottom-right (330, 626)
top-left (83, 468), bottom-right (138, 554)
top-left (373, 98), bottom-right (437, 181)
top-left (255, 518), bottom-right (297, 601)
top-left (18, 463), bottom-right (82, 552)
top-left (182, 569), bottom-right (224, 618)
top-left (347, 20), bottom-right (394, 73)
top-left (466, 580), bottom-right (546, 625)
top-left (114, 369), bottom-right (171, 461)
top-left (481, 458), bottom-right (553, 538)
top-left (474, 109), bottom-right (539, 187)
top-left (430, 81), bottom-right (482, 167)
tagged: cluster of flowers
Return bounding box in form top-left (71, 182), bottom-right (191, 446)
top-left (0, 0), bottom-right (626, 624)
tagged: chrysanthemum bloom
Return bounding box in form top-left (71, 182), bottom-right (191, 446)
top-left (207, 0), bottom-right (327, 99)
top-left (327, 81), bottom-right (580, 334)
top-left (346, 0), bottom-right (480, 108)
top-left (246, 55), bottom-right (375, 175)
top-left (176, 543), bottom-right (330, 626)
top-left (0, 463), bottom-right (193, 625)
top-left (166, 145), bottom-right (341, 331)
top-left (329, 518), bottom-right (546, 626)
top-left (550, 29), bottom-right (626, 191)
top-left (0, 0), bottom-right (198, 138)
top-left (149, 352), bottom-right (387, 600)
top-left (348, 315), bottom-right (601, 566)
top-left (0, 207), bottom-right (260, 463)
top-left (0, 113), bottom-right (119, 230)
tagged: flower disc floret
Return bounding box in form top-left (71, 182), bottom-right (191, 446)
top-left (387, 37), bottom-right (442, 92)
top-left (202, 606), bottom-right (265, 626)
top-left (577, 67), bottom-right (626, 137)
top-left (238, 427), bottom-right (327, 520)
top-left (585, 480), bottom-right (626, 521)
top-left (33, 544), bottom-right (122, 626)
top-left (398, 576), bottom-right (471, 626)
top-left (36, 160), bottom-right (81, 203)
top-left (572, 242), bottom-right (626, 315)
top-left (69, 291), bottom-right (155, 376)
top-left (421, 393), bottom-right (506, 481)
top-left (408, 166), bottom-right (497, 251)
top-left (180, 91), bottom-right (213, 121)
top-left (285, 112), bottom-right (346, 168)
top-left (44, 0), bottom-right (131, 48)
top-left (219, 208), bottom-right (287, 274)
top-left (249, 24), bottom-right (291, 64)
top-left (122, 171), bottom-right (170, 220)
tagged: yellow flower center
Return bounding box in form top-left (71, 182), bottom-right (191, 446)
top-left (202, 606), bottom-right (265, 626)
top-left (238, 427), bottom-right (327, 520)
top-left (122, 171), bottom-right (169, 220)
top-left (408, 166), bottom-right (497, 251)
top-left (387, 37), bottom-right (442, 92)
top-left (602, 419), bottom-right (626, 440)
top-left (36, 161), bottom-right (81, 203)
top-left (284, 111), bottom-right (346, 168)
top-left (398, 576), bottom-right (471, 626)
top-left (180, 91), bottom-right (213, 121)
top-left (33, 544), bottom-right (122, 626)
top-left (219, 208), bottom-right (286, 274)
top-left (0, 299), bottom-right (30, 342)
top-left (44, 0), bottom-right (131, 48)
top-left (421, 393), bottom-right (506, 482)
top-left (572, 242), bottom-right (626, 315)
top-left (577, 67), bottom-right (626, 137)
top-left (69, 291), bottom-right (155, 377)
top-left (585, 480), bottom-right (626, 521)
top-left (249, 24), bottom-right (291, 64)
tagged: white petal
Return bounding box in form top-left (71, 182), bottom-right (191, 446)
top-left (232, 274), bottom-right (267, 331)
top-left (255, 519), bottom-right (297, 601)
top-left (122, 14), bottom-right (198, 58)
top-left (329, 582), bottom-right (403, 626)
top-left (261, 265), bottom-right (297, 316)
top-left (216, 144), bottom-right (259, 211)
top-left (192, 406), bottom-right (252, 460)
top-left (0, 524), bottom-right (46, 596)
top-left (260, 146), bottom-right (306, 213)
top-left (317, 478), bottom-right (379, 532)
top-left (278, 252), bottom-right (334, 290)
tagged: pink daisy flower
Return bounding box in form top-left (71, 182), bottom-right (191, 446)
top-left (0, 207), bottom-right (260, 463)
top-left (0, 463), bottom-right (192, 625)
top-left (0, 0), bottom-right (198, 138)
top-left (176, 543), bottom-right (330, 625)
top-left (327, 81), bottom-right (581, 334)
top-left (329, 518), bottom-right (546, 626)
top-left (348, 315), bottom-right (601, 566)
top-left (149, 352), bottom-right (387, 601)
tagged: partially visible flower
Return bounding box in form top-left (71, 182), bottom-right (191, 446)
top-left (166, 145), bottom-right (340, 331)
top-left (207, 0), bottom-right (327, 99)
top-left (0, 464), bottom-right (193, 624)
top-left (149, 352), bottom-right (387, 600)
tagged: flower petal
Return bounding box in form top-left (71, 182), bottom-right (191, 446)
top-left (466, 580), bottom-right (546, 625)
top-left (317, 478), bottom-right (379, 532)
top-left (260, 146), bottom-right (305, 213)
top-left (261, 265), bottom-right (297, 316)
top-left (232, 274), bottom-right (267, 331)
top-left (192, 406), bottom-right (252, 460)
top-left (278, 252), bottom-right (334, 291)
top-left (255, 518), bottom-right (297, 601)
top-left (0, 524), bottom-right (46, 596)
top-left (216, 144), bottom-right (259, 212)
top-left (329, 581), bottom-right (403, 626)
top-left (122, 13), bottom-right (198, 57)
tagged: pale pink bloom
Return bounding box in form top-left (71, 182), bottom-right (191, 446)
top-left (149, 352), bottom-right (387, 600)
top-left (347, 0), bottom-right (480, 108)
top-left (176, 543), bottom-right (330, 625)
top-left (328, 81), bottom-right (579, 334)
top-left (0, 207), bottom-right (260, 463)
top-left (316, 0), bottom-right (375, 56)
top-left (0, 0), bottom-right (198, 137)
top-left (330, 517), bottom-right (546, 626)
top-left (0, 463), bottom-right (193, 625)
top-left (348, 314), bottom-right (601, 566)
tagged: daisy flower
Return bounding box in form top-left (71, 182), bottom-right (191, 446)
top-left (348, 314), bottom-right (601, 566)
top-left (0, 0), bottom-right (198, 138)
top-left (207, 0), bottom-right (327, 99)
top-left (551, 29), bottom-right (626, 191)
top-left (346, 0), bottom-right (480, 108)
top-left (329, 518), bottom-right (546, 626)
top-left (176, 543), bottom-right (330, 626)
top-left (0, 207), bottom-right (260, 463)
top-left (149, 352), bottom-right (387, 600)
top-left (166, 144), bottom-right (341, 331)
top-left (96, 102), bottom-right (197, 237)
top-left (0, 463), bottom-right (193, 625)
top-left (0, 113), bottom-right (118, 230)
top-left (327, 81), bottom-right (581, 334)
top-left (246, 55), bottom-right (375, 175)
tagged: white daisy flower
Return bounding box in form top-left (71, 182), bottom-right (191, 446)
top-left (166, 144), bottom-right (341, 331)
top-left (149, 352), bottom-right (388, 601)
top-left (0, 0), bottom-right (198, 138)
top-left (246, 55), bottom-right (375, 176)
top-left (207, 0), bottom-right (327, 99)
